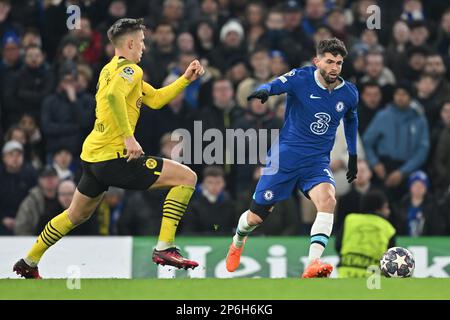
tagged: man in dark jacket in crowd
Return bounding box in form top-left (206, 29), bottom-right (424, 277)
top-left (6, 45), bottom-right (54, 126)
top-left (182, 166), bottom-right (235, 235)
top-left (41, 61), bottom-right (94, 158)
top-left (0, 140), bottom-right (37, 235)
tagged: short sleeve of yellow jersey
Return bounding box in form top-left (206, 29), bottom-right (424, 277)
top-left (107, 63), bottom-right (143, 137)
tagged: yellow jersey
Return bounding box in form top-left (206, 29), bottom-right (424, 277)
top-left (81, 55), bottom-right (190, 162)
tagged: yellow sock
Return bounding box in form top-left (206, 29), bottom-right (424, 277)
top-left (157, 185), bottom-right (194, 250)
top-left (26, 210), bottom-right (75, 266)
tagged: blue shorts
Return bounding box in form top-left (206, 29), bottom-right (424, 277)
top-left (253, 163), bottom-right (336, 205)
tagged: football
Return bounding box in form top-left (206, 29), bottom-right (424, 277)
top-left (380, 247), bottom-right (415, 278)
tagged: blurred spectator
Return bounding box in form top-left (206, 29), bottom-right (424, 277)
top-left (311, 24), bottom-right (333, 49)
top-left (386, 20), bottom-right (411, 77)
top-left (137, 74), bottom-right (197, 155)
top-left (198, 0), bottom-right (228, 30)
top-left (142, 21), bottom-right (177, 87)
top-left (392, 170), bottom-right (443, 236)
top-left (183, 166), bottom-right (235, 235)
top-left (161, 0), bottom-right (186, 32)
top-left (236, 166), bottom-right (301, 235)
top-left (18, 113), bottom-right (43, 168)
top-left (327, 7), bottom-right (357, 49)
top-left (5, 45), bottom-right (54, 127)
top-left (402, 45), bottom-right (428, 84)
top-left (70, 16), bottom-right (103, 65)
top-left (236, 48), bottom-right (274, 109)
top-left (4, 125), bottom-right (26, 146)
top-left (97, 0), bottom-right (127, 36)
top-left (349, 0), bottom-right (378, 37)
top-left (335, 190), bottom-right (395, 278)
top-left (232, 97), bottom-right (283, 193)
top-left (422, 53), bottom-right (450, 104)
top-left (352, 29), bottom-right (384, 54)
top-left (335, 159), bottom-right (374, 232)
top-left (193, 19), bottom-right (217, 64)
top-left (96, 187), bottom-right (154, 236)
top-left (256, 7), bottom-right (303, 68)
top-left (198, 77), bottom-right (243, 180)
top-left (0, 140), bottom-right (37, 235)
top-left (210, 19), bottom-right (247, 73)
top-left (1, 32), bottom-right (22, 124)
top-left (77, 63), bottom-right (94, 94)
top-left (177, 32), bottom-right (196, 55)
top-left (244, 1), bottom-right (267, 52)
top-left (269, 50), bottom-right (289, 78)
top-left (52, 148), bottom-right (74, 181)
top-left (359, 51), bottom-right (396, 103)
top-left (432, 101), bottom-right (450, 193)
top-left (41, 61), bottom-right (95, 157)
top-left (415, 74), bottom-right (444, 128)
top-left (283, 0), bottom-right (315, 64)
top-left (0, 0), bottom-right (19, 42)
top-left (199, 77), bottom-right (242, 132)
top-left (225, 59), bottom-right (250, 89)
top-left (14, 165), bottom-right (59, 235)
top-left (330, 121), bottom-right (365, 197)
top-left (21, 28), bottom-right (42, 48)
top-left (166, 51), bottom-right (213, 109)
top-left (400, 0), bottom-right (425, 22)
top-left (301, 0), bottom-right (327, 37)
top-left (357, 82), bottom-right (383, 135)
top-left (363, 84), bottom-right (430, 201)
top-left (434, 8), bottom-right (450, 56)
top-left (42, 0), bottom-right (79, 59)
top-left (408, 20), bottom-right (430, 48)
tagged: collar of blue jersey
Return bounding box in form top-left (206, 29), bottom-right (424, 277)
top-left (314, 69), bottom-right (345, 91)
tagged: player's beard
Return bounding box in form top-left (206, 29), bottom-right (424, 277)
top-left (320, 69), bottom-right (338, 84)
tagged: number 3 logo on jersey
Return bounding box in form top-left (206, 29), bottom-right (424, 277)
top-left (310, 112), bottom-right (331, 135)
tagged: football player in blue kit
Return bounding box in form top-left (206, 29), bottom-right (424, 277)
top-left (226, 38), bottom-right (359, 278)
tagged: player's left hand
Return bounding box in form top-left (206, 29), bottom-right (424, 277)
top-left (183, 60), bottom-right (205, 82)
top-left (346, 154), bottom-right (357, 183)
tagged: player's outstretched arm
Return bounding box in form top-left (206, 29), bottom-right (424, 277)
top-left (247, 69), bottom-right (297, 103)
top-left (142, 60), bottom-right (205, 109)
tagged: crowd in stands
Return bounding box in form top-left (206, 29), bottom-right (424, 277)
top-left (1, 0), bottom-right (450, 237)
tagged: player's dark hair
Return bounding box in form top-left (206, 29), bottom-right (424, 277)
top-left (359, 190), bottom-right (388, 214)
top-left (107, 18), bottom-right (145, 45)
top-left (203, 166), bottom-right (225, 179)
top-left (316, 38), bottom-right (348, 58)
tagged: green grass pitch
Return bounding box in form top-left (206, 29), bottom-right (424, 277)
top-left (1, 278), bottom-right (450, 300)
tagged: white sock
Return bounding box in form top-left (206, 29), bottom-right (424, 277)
top-left (156, 241), bottom-right (174, 251)
top-left (308, 212), bottom-right (334, 261)
top-left (232, 210), bottom-right (258, 248)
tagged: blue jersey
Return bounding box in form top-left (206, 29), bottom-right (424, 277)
top-left (258, 66), bottom-right (359, 171)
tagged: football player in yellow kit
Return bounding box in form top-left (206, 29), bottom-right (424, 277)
top-left (14, 18), bottom-right (205, 278)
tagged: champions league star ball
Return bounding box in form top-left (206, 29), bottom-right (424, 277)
top-left (380, 247), bottom-right (415, 278)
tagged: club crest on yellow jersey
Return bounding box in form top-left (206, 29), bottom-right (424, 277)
top-left (145, 158), bottom-right (158, 169)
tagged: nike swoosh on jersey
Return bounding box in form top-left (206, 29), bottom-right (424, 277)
top-left (310, 94), bottom-right (322, 99)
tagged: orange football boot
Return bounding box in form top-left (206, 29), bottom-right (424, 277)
top-left (301, 259), bottom-right (333, 278)
top-left (225, 238), bottom-right (246, 272)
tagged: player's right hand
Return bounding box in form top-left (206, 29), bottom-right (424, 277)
top-left (247, 89), bottom-right (269, 103)
top-left (124, 136), bottom-right (144, 162)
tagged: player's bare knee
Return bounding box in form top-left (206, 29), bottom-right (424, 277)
top-left (180, 166), bottom-right (197, 187)
top-left (318, 195), bottom-right (336, 212)
top-left (67, 206), bottom-right (94, 225)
